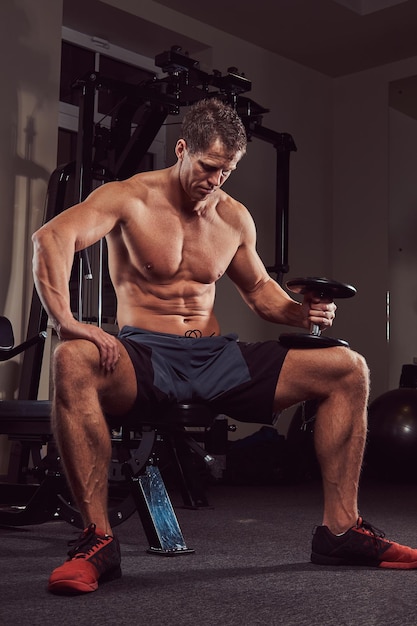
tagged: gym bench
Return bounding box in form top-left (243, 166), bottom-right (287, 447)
top-left (0, 397), bottom-right (226, 555)
top-left (0, 316), bottom-right (227, 555)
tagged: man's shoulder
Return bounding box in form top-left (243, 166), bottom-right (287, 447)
top-left (128, 168), bottom-right (167, 185)
top-left (216, 190), bottom-right (251, 220)
top-left (119, 168), bottom-right (168, 198)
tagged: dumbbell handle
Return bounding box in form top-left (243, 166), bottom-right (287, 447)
top-left (279, 277), bottom-right (356, 350)
top-left (308, 288), bottom-right (334, 337)
top-left (311, 322), bottom-right (321, 337)
top-left (286, 277), bottom-right (356, 338)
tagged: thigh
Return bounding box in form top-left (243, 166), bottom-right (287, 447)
top-left (274, 345), bottom-right (355, 411)
top-left (99, 340), bottom-right (138, 416)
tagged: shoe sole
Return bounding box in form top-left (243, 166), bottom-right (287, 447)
top-left (311, 553), bottom-right (417, 569)
top-left (48, 565), bottom-right (122, 595)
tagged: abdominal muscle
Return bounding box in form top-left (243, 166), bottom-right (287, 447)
top-left (114, 281), bottom-right (222, 337)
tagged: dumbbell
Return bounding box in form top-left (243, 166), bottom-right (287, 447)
top-left (279, 277), bottom-right (356, 349)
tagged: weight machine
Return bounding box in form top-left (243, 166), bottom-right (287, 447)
top-left (0, 47), bottom-right (297, 551)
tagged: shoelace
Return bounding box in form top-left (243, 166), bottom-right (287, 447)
top-left (357, 518), bottom-right (386, 538)
top-left (67, 523), bottom-right (107, 560)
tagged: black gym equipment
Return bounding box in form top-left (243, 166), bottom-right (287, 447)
top-left (0, 47), bottom-right (296, 553)
top-left (285, 400), bottom-right (320, 482)
top-left (279, 277), bottom-right (356, 349)
top-left (365, 364), bottom-right (417, 482)
top-left (366, 388), bottom-right (417, 482)
top-left (0, 398), bottom-right (219, 555)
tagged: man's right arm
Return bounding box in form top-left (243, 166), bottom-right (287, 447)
top-left (32, 217), bottom-right (79, 336)
top-left (32, 183), bottom-right (125, 370)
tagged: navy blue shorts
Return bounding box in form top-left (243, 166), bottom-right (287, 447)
top-left (118, 326), bottom-right (289, 424)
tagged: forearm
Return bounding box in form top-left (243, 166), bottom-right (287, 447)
top-left (32, 229), bottom-right (75, 333)
top-left (240, 278), bottom-right (308, 329)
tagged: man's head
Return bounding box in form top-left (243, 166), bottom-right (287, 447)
top-left (175, 98), bottom-right (247, 202)
top-left (180, 98), bottom-right (247, 157)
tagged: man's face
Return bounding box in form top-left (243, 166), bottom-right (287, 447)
top-left (177, 138), bottom-right (244, 202)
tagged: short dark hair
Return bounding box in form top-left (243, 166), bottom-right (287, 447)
top-left (181, 98), bottom-right (247, 156)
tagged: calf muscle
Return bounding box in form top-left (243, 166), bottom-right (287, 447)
top-left (50, 339), bottom-right (136, 531)
top-left (275, 347), bottom-right (369, 532)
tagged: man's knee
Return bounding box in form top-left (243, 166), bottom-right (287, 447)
top-left (349, 349), bottom-right (369, 380)
top-left (339, 348), bottom-right (370, 398)
top-left (52, 340), bottom-right (99, 387)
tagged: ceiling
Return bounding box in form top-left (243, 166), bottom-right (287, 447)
top-left (63, 0), bottom-right (417, 119)
top-left (154, 0), bottom-right (417, 78)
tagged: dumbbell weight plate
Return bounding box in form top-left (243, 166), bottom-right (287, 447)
top-left (279, 333), bottom-right (350, 349)
top-left (286, 277), bottom-right (356, 299)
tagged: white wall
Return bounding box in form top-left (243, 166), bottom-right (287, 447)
top-left (0, 0), bottom-right (62, 472)
top-left (332, 58), bottom-right (417, 401)
top-left (388, 107), bottom-right (417, 389)
top-left (0, 0), bottom-right (62, 387)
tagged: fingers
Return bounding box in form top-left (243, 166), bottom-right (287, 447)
top-left (96, 331), bottom-right (121, 372)
top-left (309, 301), bottom-right (336, 329)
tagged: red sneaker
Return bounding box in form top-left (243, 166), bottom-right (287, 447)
top-left (48, 524), bottom-right (121, 594)
top-left (311, 517), bottom-right (417, 569)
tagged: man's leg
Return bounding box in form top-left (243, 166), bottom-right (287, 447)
top-left (275, 346), bottom-right (368, 533)
top-left (48, 338), bottom-right (137, 593)
top-left (51, 338), bottom-right (136, 532)
top-left (275, 346), bottom-right (417, 569)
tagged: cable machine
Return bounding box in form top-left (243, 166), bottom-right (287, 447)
top-left (0, 46), bottom-right (298, 530)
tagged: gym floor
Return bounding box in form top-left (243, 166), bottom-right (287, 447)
top-left (1, 477), bottom-right (417, 626)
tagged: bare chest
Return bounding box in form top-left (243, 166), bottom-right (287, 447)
top-left (109, 212), bottom-right (240, 284)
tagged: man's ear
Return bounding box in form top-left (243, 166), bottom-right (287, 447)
top-left (175, 139), bottom-right (186, 160)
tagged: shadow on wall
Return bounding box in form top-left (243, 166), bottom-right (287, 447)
top-left (0, 1), bottom-right (51, 324)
